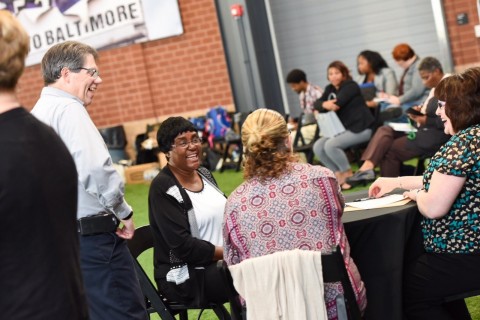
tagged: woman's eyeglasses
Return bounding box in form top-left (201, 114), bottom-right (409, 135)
top-left (172, 137), bottom-right (202, 149)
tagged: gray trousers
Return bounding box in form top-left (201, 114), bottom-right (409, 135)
top-left (313, 129), bottom-right (372, 172)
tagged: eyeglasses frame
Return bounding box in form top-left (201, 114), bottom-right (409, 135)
top-left (73, 67), bottom-right (100, 79)
top-left (171, 137), bottom-right (202, 149)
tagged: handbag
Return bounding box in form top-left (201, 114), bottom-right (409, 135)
top-left (316, 111), bottom-right (346, 138)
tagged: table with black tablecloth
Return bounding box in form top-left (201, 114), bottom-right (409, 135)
top-left (342, 190), bottom-right (424, 320)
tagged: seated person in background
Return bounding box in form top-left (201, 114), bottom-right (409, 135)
top-left (378, 43), bottom-right (429, 122)
top-left (356, 50), bottom-right (398, 110)
top-left (285, 68), bottom-right (323, 144)
top-left (346, 57), bottom-right (450, 186)
top-left (312, 61), bottom-right (375, 189)
top-left (368, 67), bottom-right (480, 320)
top-left (148, 117), bottom-right (229, 306)
top-left (224, 109), bottom-right (366, 319)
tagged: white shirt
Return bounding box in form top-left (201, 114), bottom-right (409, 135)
top-left (185, 178), bottom-right (226, 246)
top-left (31, 87), bottom-right (132, 220)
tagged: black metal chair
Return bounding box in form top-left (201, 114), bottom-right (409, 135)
top-left (322, 246), bottom-right (362, 320)
top-left (292, 113), bottom-right (320, 164)
top-left (413, 155), bottom-right (431, 176)
top-left (219, 112), bottom-right (247, 173)
top-left (127, 225), bottom-right (231, 320)
top-left (224, 247), bottom-right (361, 320)
top-left (220, 261), bottom-right (246, 320)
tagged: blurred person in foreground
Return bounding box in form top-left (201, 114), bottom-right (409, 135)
top-left (149, 117), bottom-right (230, 306)
top-left (31, 41), bottom-right (147, 320)
top-left (0, 11), bottom-right (88, 319)
top-left (369, 67), bottom-right (480, 319)
top-left (224, 108), bottom-right (366, 319)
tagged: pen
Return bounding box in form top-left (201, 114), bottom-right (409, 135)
top-left (353, 197), bottom-right (376, 202)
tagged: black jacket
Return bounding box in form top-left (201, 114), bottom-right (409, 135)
top-left (149, 165), bottom-right (223, 277)
top-left (407, 96), bottom-right (450, 155)
top-left (314, 79), bottom-right (375, 133)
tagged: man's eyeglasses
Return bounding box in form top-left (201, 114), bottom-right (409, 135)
top-left (438, 101), bottom-right (446, 110)
top-left (172, 137), bottom-right (202, 149)
top-left (74, 67), bottom-right (100, 79)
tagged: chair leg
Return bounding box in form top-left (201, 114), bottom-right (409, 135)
top-left (235, 145), bottom-right (243, 172)
top-left (178, 310), bottom-right (188, 320)
top-left (212, 305), bottom-right (232, 320)
top-left (220, 142), bottom-right (231, 173)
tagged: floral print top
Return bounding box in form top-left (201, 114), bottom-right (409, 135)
top-left (422, 124), bottom-right (480, 253)
top-left (223, 162), bottom-right (366, 319)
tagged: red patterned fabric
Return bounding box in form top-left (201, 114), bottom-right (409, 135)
top-left (224, 163), bottom-right (366, 319)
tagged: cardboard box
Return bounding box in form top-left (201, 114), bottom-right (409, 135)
top-left (124, 162), bottom-right (160, 184)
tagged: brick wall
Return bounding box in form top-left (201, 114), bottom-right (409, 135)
top-left (443, 0), bottom-right (480, 71)
top-left (17, 1), bottom-right (480, 128)
top-left (16, 0), bottom-right (233, 128)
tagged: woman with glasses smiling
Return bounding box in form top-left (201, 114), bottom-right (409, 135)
top-left (148, 116), bottom-right (230, 307)
top-left (368, 67), bottom-right (480, 319)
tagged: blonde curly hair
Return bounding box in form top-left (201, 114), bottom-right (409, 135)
top-left (242, 109), bottom-right (298, 181)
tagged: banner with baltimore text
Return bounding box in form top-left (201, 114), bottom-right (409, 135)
top-left (0, 0), bottom-right (184, 66)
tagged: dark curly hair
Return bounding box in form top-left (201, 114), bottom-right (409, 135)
top-left (242, 109), bottom-right (298, 181)
top-left (286, 69), bottom-right (307, 84)
top-left (357, 50), bottom-right (389, 74)
top-left (156, 117), bottom-right (197, 153)
top-left (435, 67), bottom-right (480, 133)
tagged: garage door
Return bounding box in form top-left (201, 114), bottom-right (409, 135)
top-left (267, 0), bottom-right (449, 117)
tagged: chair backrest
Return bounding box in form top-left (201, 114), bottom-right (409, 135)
top-left (127, 225), bottom-right (177, 320)
top-left (127, 225), bottom-right (232, 320)
top-left (227, 247), bottom-right (361, 320)
top-left (292, 113), bottom-right (320, 164)
top-left (220, 261), bottom-right (246, 320)
top-left (228, 249), bottom-right (328, 319)
top-left (321, 246), bottom-right (362, 320)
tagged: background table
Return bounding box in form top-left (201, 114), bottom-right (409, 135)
top-left (342, 190), bottom-right (424, 320)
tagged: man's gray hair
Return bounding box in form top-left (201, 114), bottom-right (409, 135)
top-left (418, 56), bottom-right (443, 73)
top-left (41, 41), bottom-right (98, 85)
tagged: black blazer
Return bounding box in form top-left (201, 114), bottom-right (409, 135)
top-left (407, 96), bottom-right (450, 155)
top-left (314, 80), bottom-right (375, 133)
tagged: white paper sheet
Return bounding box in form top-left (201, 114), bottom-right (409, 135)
top-left (388, 122), bottom-right (418, 133)
top-left (345, 194), bottom-right (408, 210)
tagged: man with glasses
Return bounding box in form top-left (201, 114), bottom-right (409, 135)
top-left (31, 41), bottom-right (147, 320)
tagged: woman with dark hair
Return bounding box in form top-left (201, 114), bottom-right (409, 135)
top-left (356, 50), bottom-right (398, 108)
top-left (369, 67), bottom-right (480, 319)
top-left (224, 108), bottom-right (366, 319)
top-left (312, 60), bottom-right (375, 189)
top-left (148, 117), bottom-right (229, 306)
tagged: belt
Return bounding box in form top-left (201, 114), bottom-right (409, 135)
top-left (77, 213), bottom-right (119, 235)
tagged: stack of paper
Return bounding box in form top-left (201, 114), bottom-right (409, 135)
top-left (345, 194), bottom-right (410, 210)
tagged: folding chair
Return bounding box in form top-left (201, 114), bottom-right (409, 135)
top-left (226, 247), bottom-right (361, 320)
top-left (220, 261), bottom-right (246, 320)
top-left (413, 155), bottom-right (431, 176)
top-left (292, 113), bottom-right (320, 164)
top-left (219, 112), bottom-right (247, 173)
top-left (322, 246), bottom-right (362, 320)
top-left (127, 225), bottom-right (231, 320)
